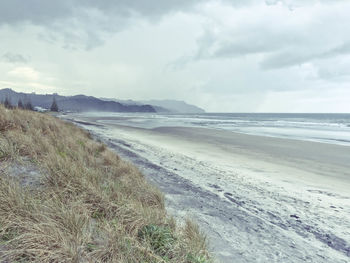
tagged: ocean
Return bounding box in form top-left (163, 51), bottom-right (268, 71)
top-left (76, 112), bottom-right (350, 146)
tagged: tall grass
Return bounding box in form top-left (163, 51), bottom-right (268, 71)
top-left (0, 105), bottom-right (211, 263)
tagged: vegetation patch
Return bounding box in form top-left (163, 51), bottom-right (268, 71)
top-left (138, 224), bottom-right (176, 257)
top-left (0, 105), bottom-right (211, 262)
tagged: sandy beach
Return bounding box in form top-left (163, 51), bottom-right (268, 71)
top-left (64, 115), bottom-right (350, 263)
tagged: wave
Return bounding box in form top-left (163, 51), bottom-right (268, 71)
top-left (78, 112), bottom-right (350, 146)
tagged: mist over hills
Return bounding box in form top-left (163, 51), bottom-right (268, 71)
top-left (141, 100), bottom-right (205, 113)
top-left (0, 89), bottom-right (205, 113)
top-left (0, 89), bottom-right (155, 112)
top-left (101, 98), bottom-right (205, 113)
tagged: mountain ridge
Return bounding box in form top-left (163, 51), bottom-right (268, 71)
top-left (0, 89), bottom-right (155, 113)
top-left (101, 97), bottom-right (205, 113)
top-left (0, 88), bottom-right (205, 113)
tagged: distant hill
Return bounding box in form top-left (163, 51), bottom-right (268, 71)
top-left (141, 100), bottom-right (205, 113)
top-left (101, 98), bottom-right (205, 113)
top-left (0, 89), bottom-right (156, 113)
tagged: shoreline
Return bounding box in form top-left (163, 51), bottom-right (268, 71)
top-left (73, 115), bottom-right (350, 193)
top-left (68, 112), bottom-right (350, 147)
top-left (63, 114), bottom-right (350, 263)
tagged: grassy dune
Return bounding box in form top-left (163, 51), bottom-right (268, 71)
top-left (0, 105), bottom-right (211, 263)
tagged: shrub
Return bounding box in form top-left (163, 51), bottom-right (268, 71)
top-left (50, 97), bottom-right (59, 112)
top-left (4, 97), bottom-right (12, 109)
top-left (138, 224), bottom-right (175, 256)
top-left (17, 99), bottom-right (24, 109)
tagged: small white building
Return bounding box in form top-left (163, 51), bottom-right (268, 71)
top-left (34, 106), bottom-right (48, 112)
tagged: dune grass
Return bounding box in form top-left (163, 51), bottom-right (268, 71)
top-left (0, 105), bottom-right (211, 263)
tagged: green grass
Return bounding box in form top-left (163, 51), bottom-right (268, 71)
top-left (138, 224), bottom-right (176, 257)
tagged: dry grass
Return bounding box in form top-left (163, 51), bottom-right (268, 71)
top-left (0, 105), bottom-right (211, 263)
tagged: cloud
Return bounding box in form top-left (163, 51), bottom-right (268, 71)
top-left (193, 28), bottom-right (294, 60)
top-left (0, 0), bottom-right (255, 26)
top-left (261, 42), bottom-right (350, 70)
top-left (1, 0), bottom-right (350, 112)
top-left (1, 52), bottom-right (28, 63)
top-left (265, 0), bottom-right (348, 8)
top-left (179, 0), bottom-right (350, 74)
top-left (316, 59), bottom-right (350, 81)
top-left (0, 0), bottom-right (208, 49)
top-left (0, 0), bottom-right (266, 50)
top-left (0, 0), bottom-right (204, 27)
top-left (8, 67), bottom-right (40, 80)
top-left (0, 80), bottom-right (56, 93)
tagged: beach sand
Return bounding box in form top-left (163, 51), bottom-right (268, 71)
top-left (64, 115), bottom-right (350, 263)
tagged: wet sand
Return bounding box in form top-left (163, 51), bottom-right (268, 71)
top-left (153, 126), bottom-right (350, 192)
top-left (63, 115), bottom-right (350, 263)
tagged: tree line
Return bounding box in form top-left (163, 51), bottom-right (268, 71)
top-left (1, 96), bottom-right (59, 112)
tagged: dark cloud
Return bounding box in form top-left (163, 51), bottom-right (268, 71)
top-left (191, 25), bottom-right (298, 61)
top-left (0, 0), bottom-right (264, 30)
top-left (213, 36), bottom-right (284, 58)
top-left (260, 50), bottom-right (314, 69)
top-left (324, 42), bottom-right (350, 57)
top-left (0, 0), bottom-right (71, 25)
top-left (167, 27), bottom-right (292, 70)
top-left (1, 52), bottom-right (28, 63)
top-left (186, 2), bottom-right (350, 72)
top-left (318, 68), bottom-right (350, 80)
top-left (265, 0), bottom-right (348, 7)
top-left (0, 0), bottom-right (206, 26)
top-left (261, 42), bottom-right (350, 70)
top-left (0, 1), bottom-right (282, 50)
top-left (0, 0), bottom-right (208, 50)
top-left (0, 0), bottom-right (349, 112)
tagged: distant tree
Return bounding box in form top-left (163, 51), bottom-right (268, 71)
top-left (26, 102), bottom-right (33, 110)
top-left (18, 99), bottom-right (24, 109)
top-left (4, 96), bottom-right (12, 109)
top-left (50, 97), bottom-right (59, 112)
top-left (24, 100), bottom-right (33, 111)
top-left (23, 95), bottom-right (33, 111)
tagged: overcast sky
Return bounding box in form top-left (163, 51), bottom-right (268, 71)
top-left (1, 0), bottom-right (350, 112)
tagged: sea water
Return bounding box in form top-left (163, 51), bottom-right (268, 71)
top-left (78, 112), bottom-right (350, 146)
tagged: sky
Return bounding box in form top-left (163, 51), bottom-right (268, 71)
top-left (1, 0), bottom-right (350, 112)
